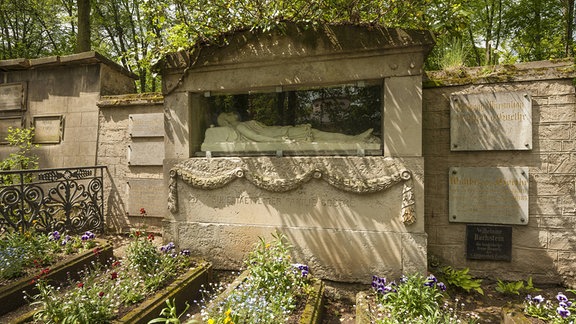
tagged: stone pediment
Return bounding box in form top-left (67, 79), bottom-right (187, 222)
top-left (160, 23), bottom-right (435, 72)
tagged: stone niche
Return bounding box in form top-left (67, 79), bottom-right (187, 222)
top-left (160, 23), bottom-right (434, 282)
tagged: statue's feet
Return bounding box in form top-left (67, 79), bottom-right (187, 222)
top-left (357, 128), bottom-right (373, 140)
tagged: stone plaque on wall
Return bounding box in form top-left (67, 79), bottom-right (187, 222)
top-left (33, 115), bottom-right (63, 144)
top-left (450, 91), bottom-right (532, 151)
top-left (0, 117), bottom-right (22, 144)
top-left (127, 178), bottom-right (165, 217)
top-left (0, 83), bottom-right (25, 111)
top-left (128, 139), bottom-right (164, 165)
top-left (466, 225), bottom-right (512, 261)
top-left (449, 167), bottom-right (529, 225)
top-left (129, 113), bottom-right (164, 137)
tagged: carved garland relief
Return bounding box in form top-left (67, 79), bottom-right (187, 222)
top-left (168, 157), bottom-right (416, 225)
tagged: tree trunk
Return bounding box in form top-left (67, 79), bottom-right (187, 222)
top-left (76, 0), bottom-right (91, 53)
top-left (566, 0), bottom-right (575, 57)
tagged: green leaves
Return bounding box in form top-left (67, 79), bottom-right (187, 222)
top-left (496, 277), bottom-right (541, 295)
top-left (1, 127), bottom-right (39, 185)
top-left (439, 266), bottom-right (484, 295)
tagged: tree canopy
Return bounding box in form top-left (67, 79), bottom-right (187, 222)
top-left (0, 0), bottom-right (574, 92)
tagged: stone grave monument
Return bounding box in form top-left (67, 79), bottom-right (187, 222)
top-left (160, 23), bottom-right (434, 282)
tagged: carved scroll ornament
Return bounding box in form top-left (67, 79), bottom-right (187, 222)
top-left (168, 157), bottom-right (416, 224)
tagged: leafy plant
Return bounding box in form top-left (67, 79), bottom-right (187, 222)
top-left (496, 277), bottom-right (541, 295)
top-left (371, 273), bottom-right (479, 323)
top-left (0, 127), bottom-right (39, 185)
top-left (496, 279), bottom-right (524, 295)
top-left (439, 266), bottom-right (484, 295)
top-left (148, 298), bottom-right (191, 324)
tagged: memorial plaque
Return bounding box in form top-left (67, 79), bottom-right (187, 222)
top-left (0, 117), bottom-right (22, 144)
top-left (127, 178), bottom-right (165, 217)
top-left (129, 113), bottom-right (164, 137)
top-left (449, 167), bottom-right (529, 225)
top-left (451, 91), bottom-right (532, 151)
top-left (32, 115), bottom-right (63, 144)
top-left (127, 139), bottom-right (164, 165)
top-left (0, 83), bottom-right (25, 111)
top-left (466, 225), bottom-right (512, 261)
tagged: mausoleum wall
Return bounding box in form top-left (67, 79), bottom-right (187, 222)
top-left (97, 93), bottom-right (165, 233)
top-left (0, 52), bottom-right (136, 168)
top-left (423, 59), bottom-right (576, 286)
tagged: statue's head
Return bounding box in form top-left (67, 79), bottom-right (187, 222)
top-left (217, 112), bottom-right (240, 127)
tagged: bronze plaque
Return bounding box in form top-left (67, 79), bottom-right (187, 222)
top-left (466, 225), bottom-right (512, 261)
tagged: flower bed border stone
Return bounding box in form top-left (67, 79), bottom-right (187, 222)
top-left (115, 260), bottom-right (212, 324)
top-left (355, 291), bottom-right (372, 324)
top-left (0, 238), bottom-right (113, 316)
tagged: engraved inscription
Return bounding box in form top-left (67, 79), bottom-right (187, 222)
top-left (449, 167), bottom-right (529, 225)
top-left (450, 91), bottom-right (532, 151)
top-left (128, 139), bottom-right (165, 165)
top-left (188, 193), bottom-right (355, 208)
top-left (466, 225), bottom-right (512, 261)
top-left (33, 115), bottom-right (62, 143)
top-left (0, 83), bottom-right (24, 111)
top-left (130, 113), bottom-right (164, 137)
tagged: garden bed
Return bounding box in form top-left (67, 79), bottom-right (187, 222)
top-left (114, 260), bottom-right (212, 323)
top-left (0, 238), bottom-right (113, 316)
top-left (12, 258), bottom-right (212, 324)
top-left (188, 269), bottom-right (325, 324)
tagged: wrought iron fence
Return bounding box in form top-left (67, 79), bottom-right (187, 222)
top-left (0, 166), bottom-right (106, 234)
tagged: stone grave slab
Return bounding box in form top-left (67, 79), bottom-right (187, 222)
top-left (0, 83), bottom-right (25, 111)
top-left (33, 115), bottom-right (62, 143)
top-left (128, 139), bottom-right (164, 165)
top-left (450, 91), bottom-right (532, 151)
top-left (0, 117), bottom-right (22, 143)
top-left (449, 167), bottom-right (529, 225)
top-left (127, 178), bottom-right (165, 217)
top-left (129, 113), bottom-right (164, 137)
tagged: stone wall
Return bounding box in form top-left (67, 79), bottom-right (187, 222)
top-left (0, 52), bottom-right (136, 168)
top-left (423, 59), bottom-right (576, 286)
top-left (97, 93), bottom-right (165, 233)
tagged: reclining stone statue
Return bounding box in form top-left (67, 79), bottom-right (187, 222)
top-left (201, 112), bottom-right (380, 152)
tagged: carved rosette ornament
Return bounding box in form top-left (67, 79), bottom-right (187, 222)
top-left (168, 157), bottom-right (417, 224)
